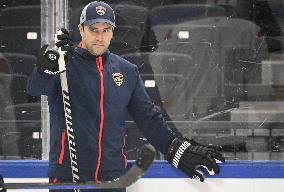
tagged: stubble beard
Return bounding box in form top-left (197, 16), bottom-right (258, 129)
top-left (86, 44), bottom-right (108, 56)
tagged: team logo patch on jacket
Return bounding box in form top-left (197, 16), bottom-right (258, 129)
top-left (112, 73), bottom-right (124, 86)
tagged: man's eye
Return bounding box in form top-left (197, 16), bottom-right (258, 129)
top-left (88, 28), bottom-right (111, 33)
top-left (88, 28), bottom-right (96, 32)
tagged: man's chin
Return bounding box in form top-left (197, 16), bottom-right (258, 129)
top-left (89, 49), bottom-right (107, 56)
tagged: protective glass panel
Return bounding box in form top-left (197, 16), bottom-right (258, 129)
top-left (0, 2), bottom-right (41, 159)
top-left (0, 0), bottom-right (283, 163)
top-left (69, 0), bottom-right (284, 161)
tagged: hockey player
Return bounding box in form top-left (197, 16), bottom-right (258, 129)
top-left (27, 1), bottom-right (225, 191)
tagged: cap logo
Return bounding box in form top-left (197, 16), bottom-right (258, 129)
top-left (96, 5), bottom-right (106, 15)
top-left (112, 73), bottom-right (124, 86)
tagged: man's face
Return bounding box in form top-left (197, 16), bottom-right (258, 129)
top-left (79, 22), bottom-right (113, 56)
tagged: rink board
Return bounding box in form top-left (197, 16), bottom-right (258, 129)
top-left (0, 160), bottom-right (284, 191)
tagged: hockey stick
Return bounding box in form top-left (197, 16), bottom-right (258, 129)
top-left (39, 30), bottom-right (80, 191)
top-left (56, 30), bottom-right (80, 190)
top-left (0, 144), bottom-right (155, 190)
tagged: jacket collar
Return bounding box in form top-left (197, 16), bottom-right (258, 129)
top-left (75, 47), bottom-right (111, 65)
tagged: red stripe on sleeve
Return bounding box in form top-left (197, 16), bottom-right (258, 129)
top-left (58, 129), bottom-right (66, 165)
top-left (122, 135), bottom-right (128, 168)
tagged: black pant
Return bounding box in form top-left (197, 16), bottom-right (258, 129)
top-left (49, 178), bottom-right (126, 192)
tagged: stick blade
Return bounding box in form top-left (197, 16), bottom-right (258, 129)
top-left (1, 144), bottom-right (156, 190)
top-left (135, 144), bottom-right (156, 171)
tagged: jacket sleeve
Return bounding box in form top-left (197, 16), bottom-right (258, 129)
top-left (127, 66), bottom-right (178, 154)
top-left (27, 67), bottom-right (60, 96)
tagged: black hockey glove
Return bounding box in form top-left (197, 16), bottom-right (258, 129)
top-left (37, 28), bottom-right (74, 75)
top-left (37, 44), bottom-right (60, 75)
top-left (55, 28), bottom-right (74, 60)
top-left (166, 138), bottom-right (225, 182)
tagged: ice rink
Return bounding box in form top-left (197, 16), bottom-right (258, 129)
top-left (1, 160), bottom-right (284, 191)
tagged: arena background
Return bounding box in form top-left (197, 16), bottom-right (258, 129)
top-left (0, 0), bottom-right (284, 191)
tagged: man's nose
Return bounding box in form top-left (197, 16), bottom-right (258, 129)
top-left (95, 32), bottom-right (104, 41)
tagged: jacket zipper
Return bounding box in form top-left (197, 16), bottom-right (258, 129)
top-left (94, 56), bottom-right (105, 182)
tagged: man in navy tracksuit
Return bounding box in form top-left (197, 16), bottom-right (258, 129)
top-left (27, 1), bottom-right (224, 191)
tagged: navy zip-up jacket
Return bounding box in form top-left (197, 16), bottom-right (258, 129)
top-left (27, 47), bottom-right (176, 181)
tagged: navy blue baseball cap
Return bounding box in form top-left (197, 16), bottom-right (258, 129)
top-left (80, 1), bottom-right (116, 27)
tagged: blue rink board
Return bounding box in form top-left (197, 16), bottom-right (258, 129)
top-left (0, 160), bottom-right (284, 178)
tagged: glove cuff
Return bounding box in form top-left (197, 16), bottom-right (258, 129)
top-left (166, 138), bottom-right (191, 168)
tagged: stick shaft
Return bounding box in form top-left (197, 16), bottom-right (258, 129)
top-left (58, 44), bottom-right (80, 192)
